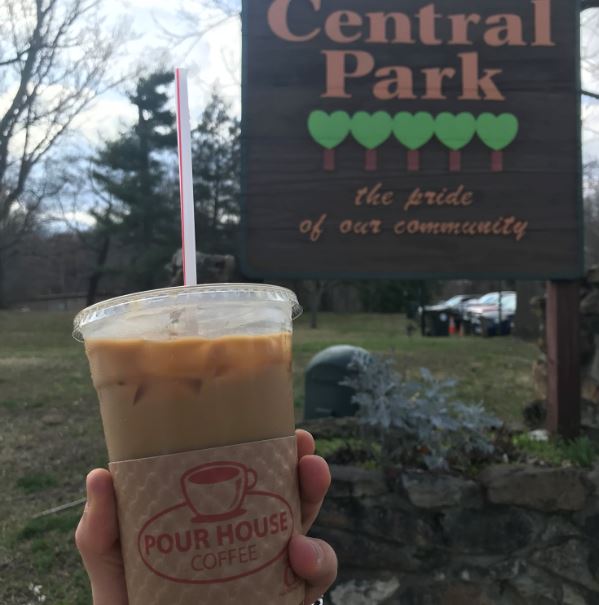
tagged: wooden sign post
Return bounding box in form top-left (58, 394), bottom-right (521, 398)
top-left (241, 0), bottom-right (586, 436)
top-left (546, 281), bottom-right (581, 437)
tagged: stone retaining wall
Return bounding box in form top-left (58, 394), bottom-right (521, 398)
top-left (312, 463), bottom-right (599, 605)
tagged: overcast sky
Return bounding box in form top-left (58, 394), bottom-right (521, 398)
top-left (72, 0), bottom-right (242, 144)
top-left (70, 2), bottom-right (599, 162)
top-left (581, 10), bottom-right (599, 161)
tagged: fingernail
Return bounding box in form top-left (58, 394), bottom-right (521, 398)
top-left (310, 540), bottom-right (323, 566)
top-left (84, 474), bottom-right (93, 511)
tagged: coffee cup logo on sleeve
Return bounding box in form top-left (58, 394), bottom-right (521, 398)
top-left (110, 436), bottom-right (304, 605)
top-left (139, 460), bottom-right (293, 582)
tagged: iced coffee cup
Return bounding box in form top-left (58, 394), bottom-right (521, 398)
top-left (73, 284), bottom-right (304, 605)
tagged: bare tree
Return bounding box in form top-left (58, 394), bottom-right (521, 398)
top-left (581, 10), bottom-right (599, 143)
top-left (0, 0), bottom-right (126, 306)
top-left (155, 0), bottom-right (239, 54)
top-left (53, 153), bottom-right (122, 305)
top-left (584, 161), bottom-right (599, 267)
top-left (303, 280), bottom-right (342, 329)
top-left (154, 0), bottom-right (241, 90)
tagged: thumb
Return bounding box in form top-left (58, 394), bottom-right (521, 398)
top-left (289, 535), bottom-right (337, 605)
top-left (75, 469), bottom-right (128, 605)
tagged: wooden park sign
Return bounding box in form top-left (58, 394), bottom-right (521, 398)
top-left (241, 0), bottom-right (583, 279)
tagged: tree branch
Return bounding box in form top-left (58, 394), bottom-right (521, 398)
top-left (0, 0), bottom-right (127, 264)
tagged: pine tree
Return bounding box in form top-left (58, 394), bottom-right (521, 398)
top-left (92, 71), bottom-right (179, 291)
top-left (192, 91), bottom-right (241, 255)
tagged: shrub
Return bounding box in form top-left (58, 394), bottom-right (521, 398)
top-left (341, 353), bottom-right (503, 471)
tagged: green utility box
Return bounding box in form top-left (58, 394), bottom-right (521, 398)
top-left (304, 345), bottom-right (371, 420)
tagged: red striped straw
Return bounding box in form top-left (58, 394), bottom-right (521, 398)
top-left (175, 68), bottom-right (197, 286)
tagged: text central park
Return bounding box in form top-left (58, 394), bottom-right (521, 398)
top-left (267, 0), bottom-right (555, 100)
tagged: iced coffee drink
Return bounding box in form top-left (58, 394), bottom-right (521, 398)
top-left (74, 285), bottom-right (304, 605)
top-left (86, 333), bottom-right (293, 461)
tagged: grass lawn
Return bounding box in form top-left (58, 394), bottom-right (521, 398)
top-left (293, 313), bottom-right (538, 424)
top-left (0, 310), bottom-right (538, 604)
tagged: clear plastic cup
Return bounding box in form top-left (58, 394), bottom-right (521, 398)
top-left (74, 285), bottom-right (305, 605)
top-left (74, 284), bottom-right (302, 461)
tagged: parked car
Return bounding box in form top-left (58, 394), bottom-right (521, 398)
top-left (462, 291), bottom-right (516, 321)
top-left (420, 294), bottom-right (480, 316)
top-left (470, 292), bottom-right (518, 336)
top-left (419, 294), bottom-right (482, 336)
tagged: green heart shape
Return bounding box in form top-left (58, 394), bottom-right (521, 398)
top-left (307, 111), bottom-right (351, 149)
top-left (393, 112), bottom-right (435, 150)
top-left (477, 113), bottom-right (519, 151)
top-left (435, 112), bottom-right (477, 151)
top-left (351, 111), bottom-right (393, 150)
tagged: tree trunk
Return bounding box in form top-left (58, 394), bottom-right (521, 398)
top-left (0, 251), bottom-right (6, 309)
top-left (309, 281), bottom-right (326, 329)
top-left (86, 235), bottom-right (111, 307)
top-left (419, 282), bottom-right (426, 336)
top-left (514, 281), bottom-right (543, 340)
top-left (213, 157), bottom-right (221, 236)
top-left (310, 291), bottom-right (318, 329)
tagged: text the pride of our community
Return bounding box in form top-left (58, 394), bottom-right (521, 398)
top-left (299, 184), bottom-right (529, 244)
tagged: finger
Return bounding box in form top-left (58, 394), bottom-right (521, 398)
top-left (289, 535), bottom-right (337, 605)
top-left (298, 455), bottom-right (331, 531)
top-left (75, 469), bottom-right (128, 605)
top-left (76, 470), bottom-right (119, 553)
top-left (296, 429), bottom-right (315, 459)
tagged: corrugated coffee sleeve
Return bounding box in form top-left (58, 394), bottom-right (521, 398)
top-left (109, 436), bottom-right (305, 605)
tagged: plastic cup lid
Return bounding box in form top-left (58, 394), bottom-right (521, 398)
top-left (73, 284), bottom-right (302, 341)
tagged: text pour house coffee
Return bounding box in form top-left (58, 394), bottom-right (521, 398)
top-left (74, 284), bottom-right (305, 605)
top-left (242, 0), bottom-right (582, 279)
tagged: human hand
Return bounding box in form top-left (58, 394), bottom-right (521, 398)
top-left (75, 429), bottom-right (337, 605)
